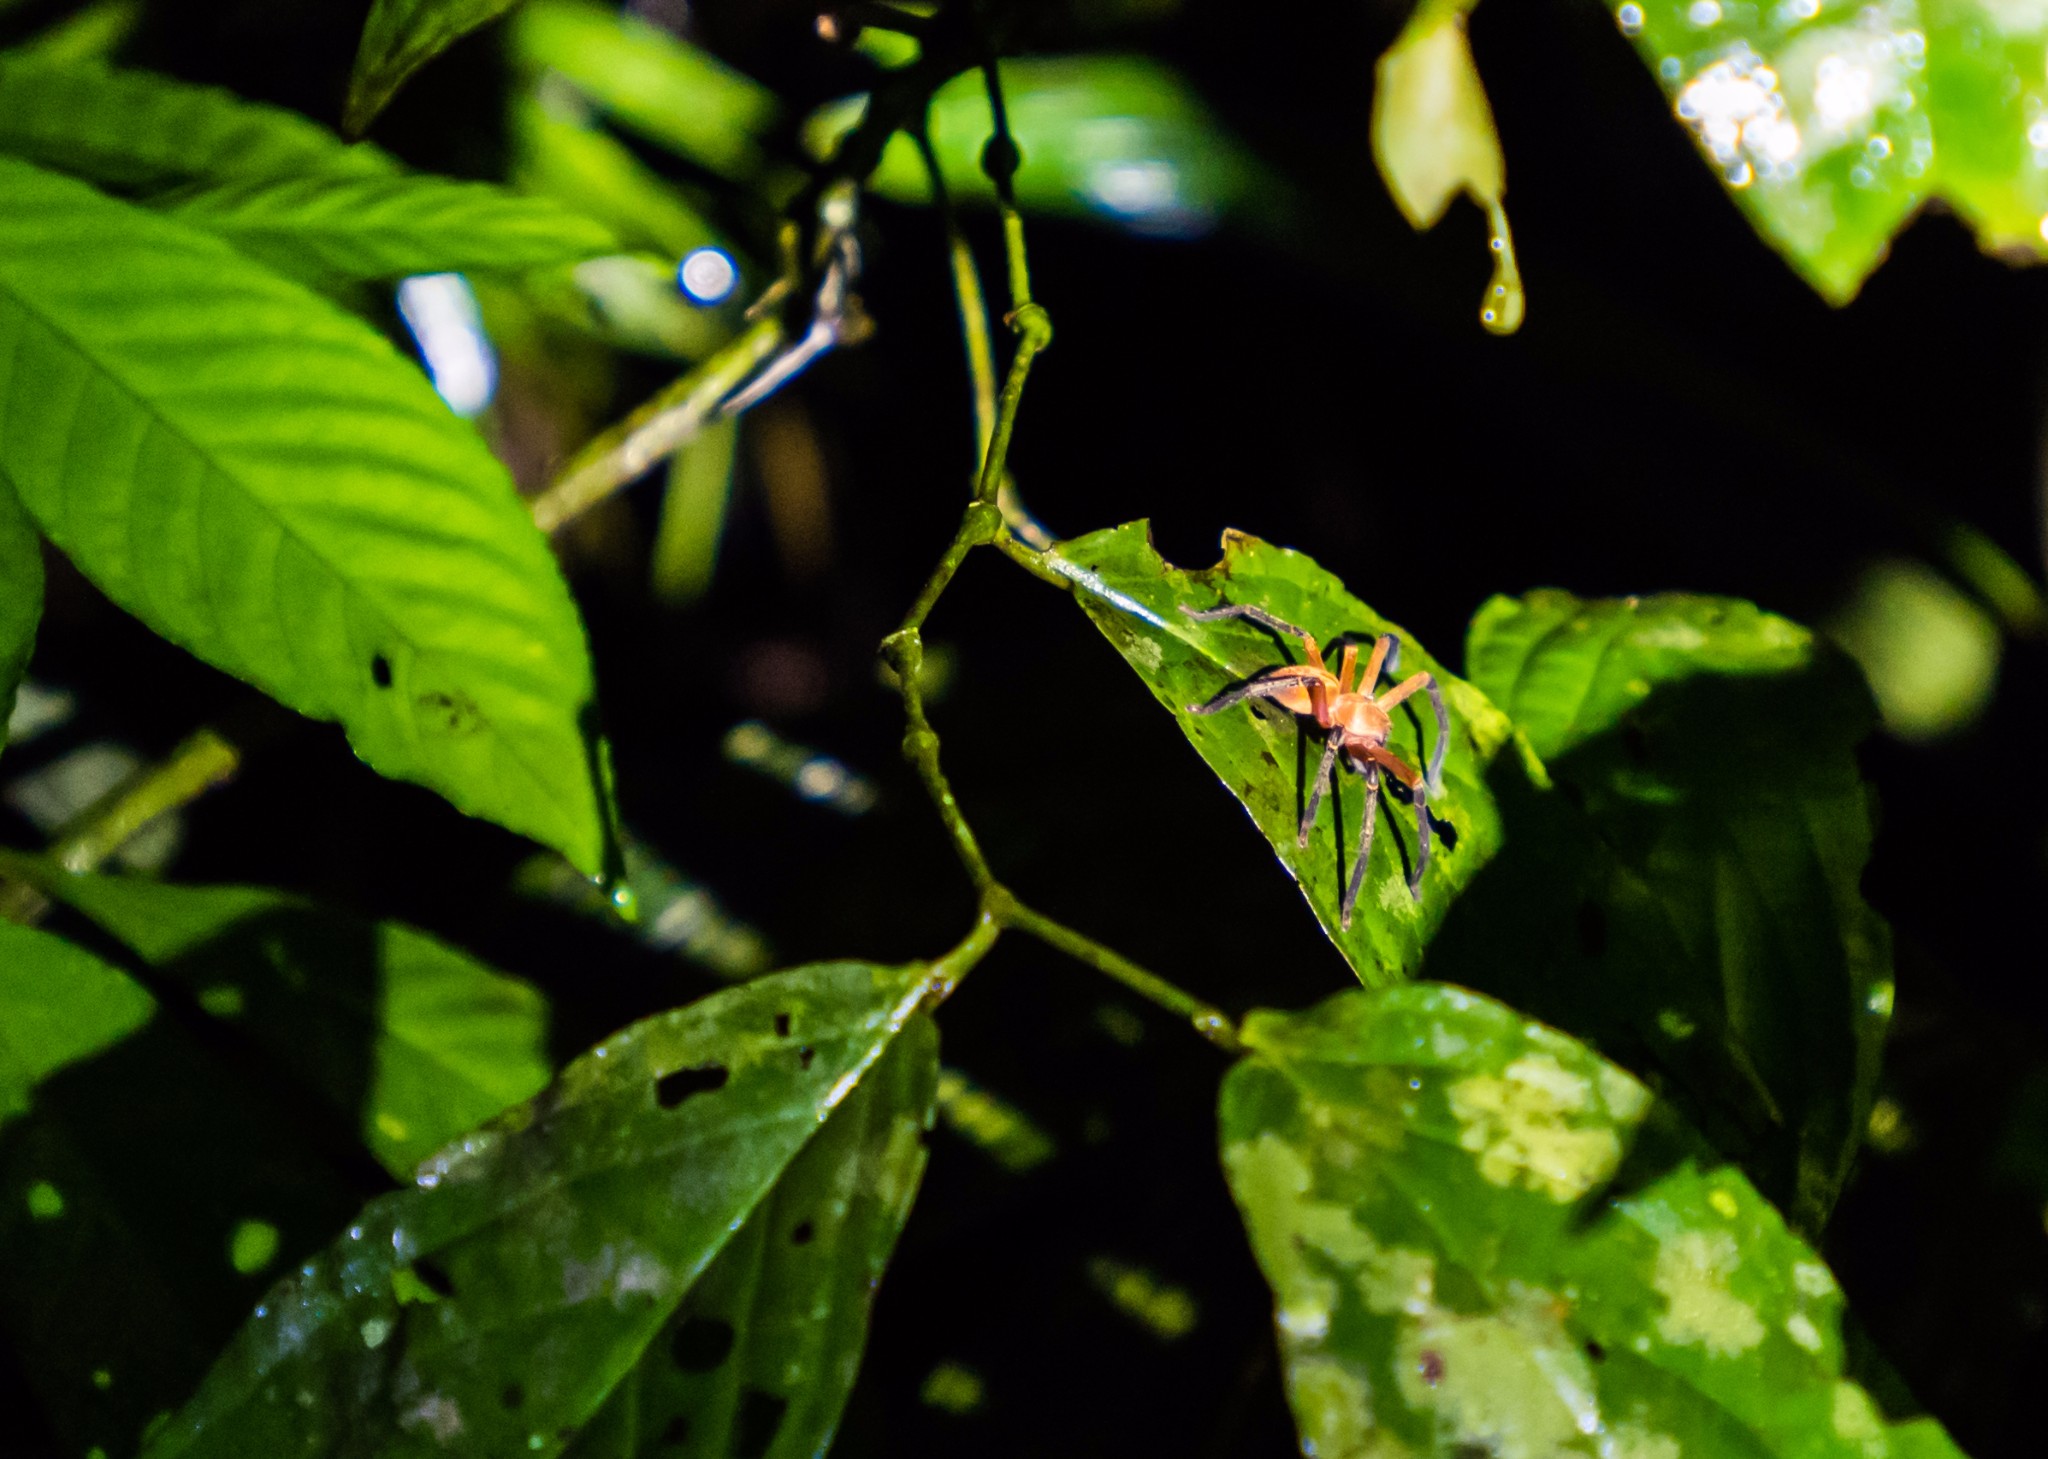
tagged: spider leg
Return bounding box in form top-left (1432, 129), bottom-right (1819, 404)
top-left (1185, 668), bottom-right (1322, 715)
top-left (1335, 643), bottom-right (1358, 697)
top-left (1375, 670), bottom-right (1451, 794)
top-left (1341, 764), bottom-right (1382, 931)
top-left (1181, 603), bottom-right (1310, 640)
top-left (1360, 634), bottom-right (1393, 692)
top-left (1407, 783), bottom-right (1432, 902)
top-left (1301, 731), bottom-right (1343, 848)
top-left (1379, 634), bottom-right (1401, 679)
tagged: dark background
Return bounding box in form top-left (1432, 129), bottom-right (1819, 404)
top-left (3, 0), bottom-right (2045, 1454)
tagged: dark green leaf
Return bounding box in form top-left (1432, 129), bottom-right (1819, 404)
top-left (346, 0), bottom-right (524, 137)
top-left (0, 157), bottom-right (608, 873)
top-left (1221, 983), bottom-right (1965, 1459)
top-left (0, 921), bottom-right (153, 1128)
top-left (806, 55), bottom-right (1265, 238)
top-left (0, 470), bottom-right (40, 752)
top-left (3, 855), bottom-right (550, 1174)
top-left (0, 56), bottom-right (391, 195)
top-left (512, 0), bottom-right (777, 181)
top-left (1440, 590), bottom-right (1888, 1228)
top-left (1605, 0), bottom-right (2048, 301)
top-left (1054, 522), bottom-right (1515, 986)
top-left (567, 1016), bottom-right (937, 1459)
top-left (139, 959), bottom-right (941, 1459)
top-left (512, 95), bottom-right (721, 260)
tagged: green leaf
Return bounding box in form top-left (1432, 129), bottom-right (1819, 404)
top-left (1439, 590), bottom-right (1888, 1229)
top-left (806, 56), bottom-right (1263, 239)
top-left (1371, 0), bottom-right (1524, 333)
top-left (0, 921), bottom-right (153, 1129)
top-left (567, 1016), bottom-right (937, 1459)
top-left (158, 173), bottom-right (617, 286)
top-left (346, 0), bottom-right (524, 137)
top-left (139, 959), bottom-right (942, 1459)
top-left (1603, 0), bottom-right (2048, 300)
top-left (513, 0), bottom-right (778, 181)
top-left (1221, 982), bottom-right (1965, 1459)
top-left (0, 156), bottom-right (607, 873)
top-left (1053, 523), bottom-right (1514, 986)
top-left (2, 855), bottom-right (550, 1174)
top-left (0, 470), bottom-right (41, 752)
top-left (512, 95), bottom-right (720, 260)
top-left (0, 55), bottom-right (391, 196)
top-left (0, 58), bottom-right (616, 287)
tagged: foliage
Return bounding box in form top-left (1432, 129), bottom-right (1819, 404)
top-left (0, 0), bottom-right (2039, 1456)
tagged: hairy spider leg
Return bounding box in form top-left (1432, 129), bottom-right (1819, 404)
top-left (1181, 602), bottom-right (1310, 640)
top-left (1374, 669), bottom-right (1451, 795)
top-left (1185, 666), bottom-right (1327, 717)
top-left (1341, 763), bottom-right (1382, 930)
top-left (1356, 744), bottom-right (1431, 902)
top-left (1360, 634), bottom-right (1393, 695)
top-left (1301, 731), bottom-right (1344, 847)
top-left (1336, 642), bottom-right (1359, 696)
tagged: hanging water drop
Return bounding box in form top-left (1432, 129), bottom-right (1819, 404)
top-left (1479, 199), bottom-right (1525, 336)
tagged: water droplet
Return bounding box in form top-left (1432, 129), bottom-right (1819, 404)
top-left (1617, 3), bottom-right (1644, 35)
top-left (1479, 200), bottom-right (1525, 336)
top-left (677, 247), bottom-right (739, 306)
top-left (1688, 0), bottom-right (1722, 25)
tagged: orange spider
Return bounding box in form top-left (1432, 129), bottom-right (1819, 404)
top-left (1181, 603), bottom-right (1449, 927)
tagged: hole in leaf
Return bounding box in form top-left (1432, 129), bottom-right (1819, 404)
top-left (501, 1382), bottom-right (524, 1409)
top-left (660, 1416), bottom-right (691, 1445)
top-left (672, 1316), bottom-right (735, 1371)
top-left (370, 654), bottom-right (393, 688)
top-left (1584, 1339), bottom-right (1607, 1362)
top-left (791, 1220), bottom-right (814, 1245)
top-left (1419, 1349), bottom-right (1445, 1386)
top-left (410, 1259), bottom-right (456, 1299)
top-left (774, 1012), bottom-right (791, 1038)
top-left (656, 1065), bottom-right (729, 1109)
top-left (798, 1046), bottom-right (815, 1070)
top-left (1576, 901), bottom-right (1607, 959)
top-left (735, 1389), bottom-right (789, 1459)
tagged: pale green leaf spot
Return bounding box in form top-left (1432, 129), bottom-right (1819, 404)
top-left (1651, 1230), bottom-right (1765, 1355)
top-left (1448, 1054), bottom-right (1625, 1202)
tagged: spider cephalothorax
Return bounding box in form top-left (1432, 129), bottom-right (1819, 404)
top-left (1181, 603), bottom-right (1450, 928)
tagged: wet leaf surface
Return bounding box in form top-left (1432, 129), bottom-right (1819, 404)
top-left (567, 1017), bottom-right (937, 1459)
top-left (1221, 982), bottom-right (1968, 1459)
top-left (1054, 522), bottom-right (1514, 986)
top-left (1436, 591), bottom-right (1888, 1230)
top-left (4, 857), bottom-right (551, 1174)
top-left (139, 959), bottom-right (940, 1459)
top-left (1608, 0), bottom-right (2048, 301)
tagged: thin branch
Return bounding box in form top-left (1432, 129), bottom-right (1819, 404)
top-left (999, 896), bottom-right (1243, 1052)
top-left (530, 316), bottom-right (782, 535)
top-left (51, 729), bottom-right (240, 874)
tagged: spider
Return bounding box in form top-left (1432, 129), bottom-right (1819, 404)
top-left (1181, 602), bottom-right (1450, 928)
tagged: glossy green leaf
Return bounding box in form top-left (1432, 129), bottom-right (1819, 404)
top-left (0, 471), bottom-right (41, 752)
top-left (0, 56), bottom-right (391, 195)
top-left (1605, 0), bottom-right (2048, 300)
top-left (2, 855), bottom-right (549, 1174)
top-left (567, 1016), bottom-right (937, 1459)
top-left (1054, 523), bottom-right (1514, 986)
top-left (513, 0), bottom-right (778, 181)
top-left (1221, 982), bottom-right (1967, 1459)
top-left (806, 55), bottom-right (1264, 238)
top-left (159, 173), bottom-right (618, 286)
top-left (346, 0), bottom-right (523, 136)
top-left (0, 157), bottom-right (607, 873)
top-left (1442, 591), bottom-right (1887, 1228)
top-left (140, 959), bottom-right (942, 1459)
top-left (0, 921), bottom-right (153, 1129)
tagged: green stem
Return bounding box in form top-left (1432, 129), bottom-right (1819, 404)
top-left (998, 897), bottom-right (1242, 1053)
top-left (879, 622), bottom-right (995, 891)
top-left (922, 906), bottom-right (1004, 1007)
top-left (530, 316), bottom-right (782, 535)
top-left (52, 728), bottom-right (240, 874)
